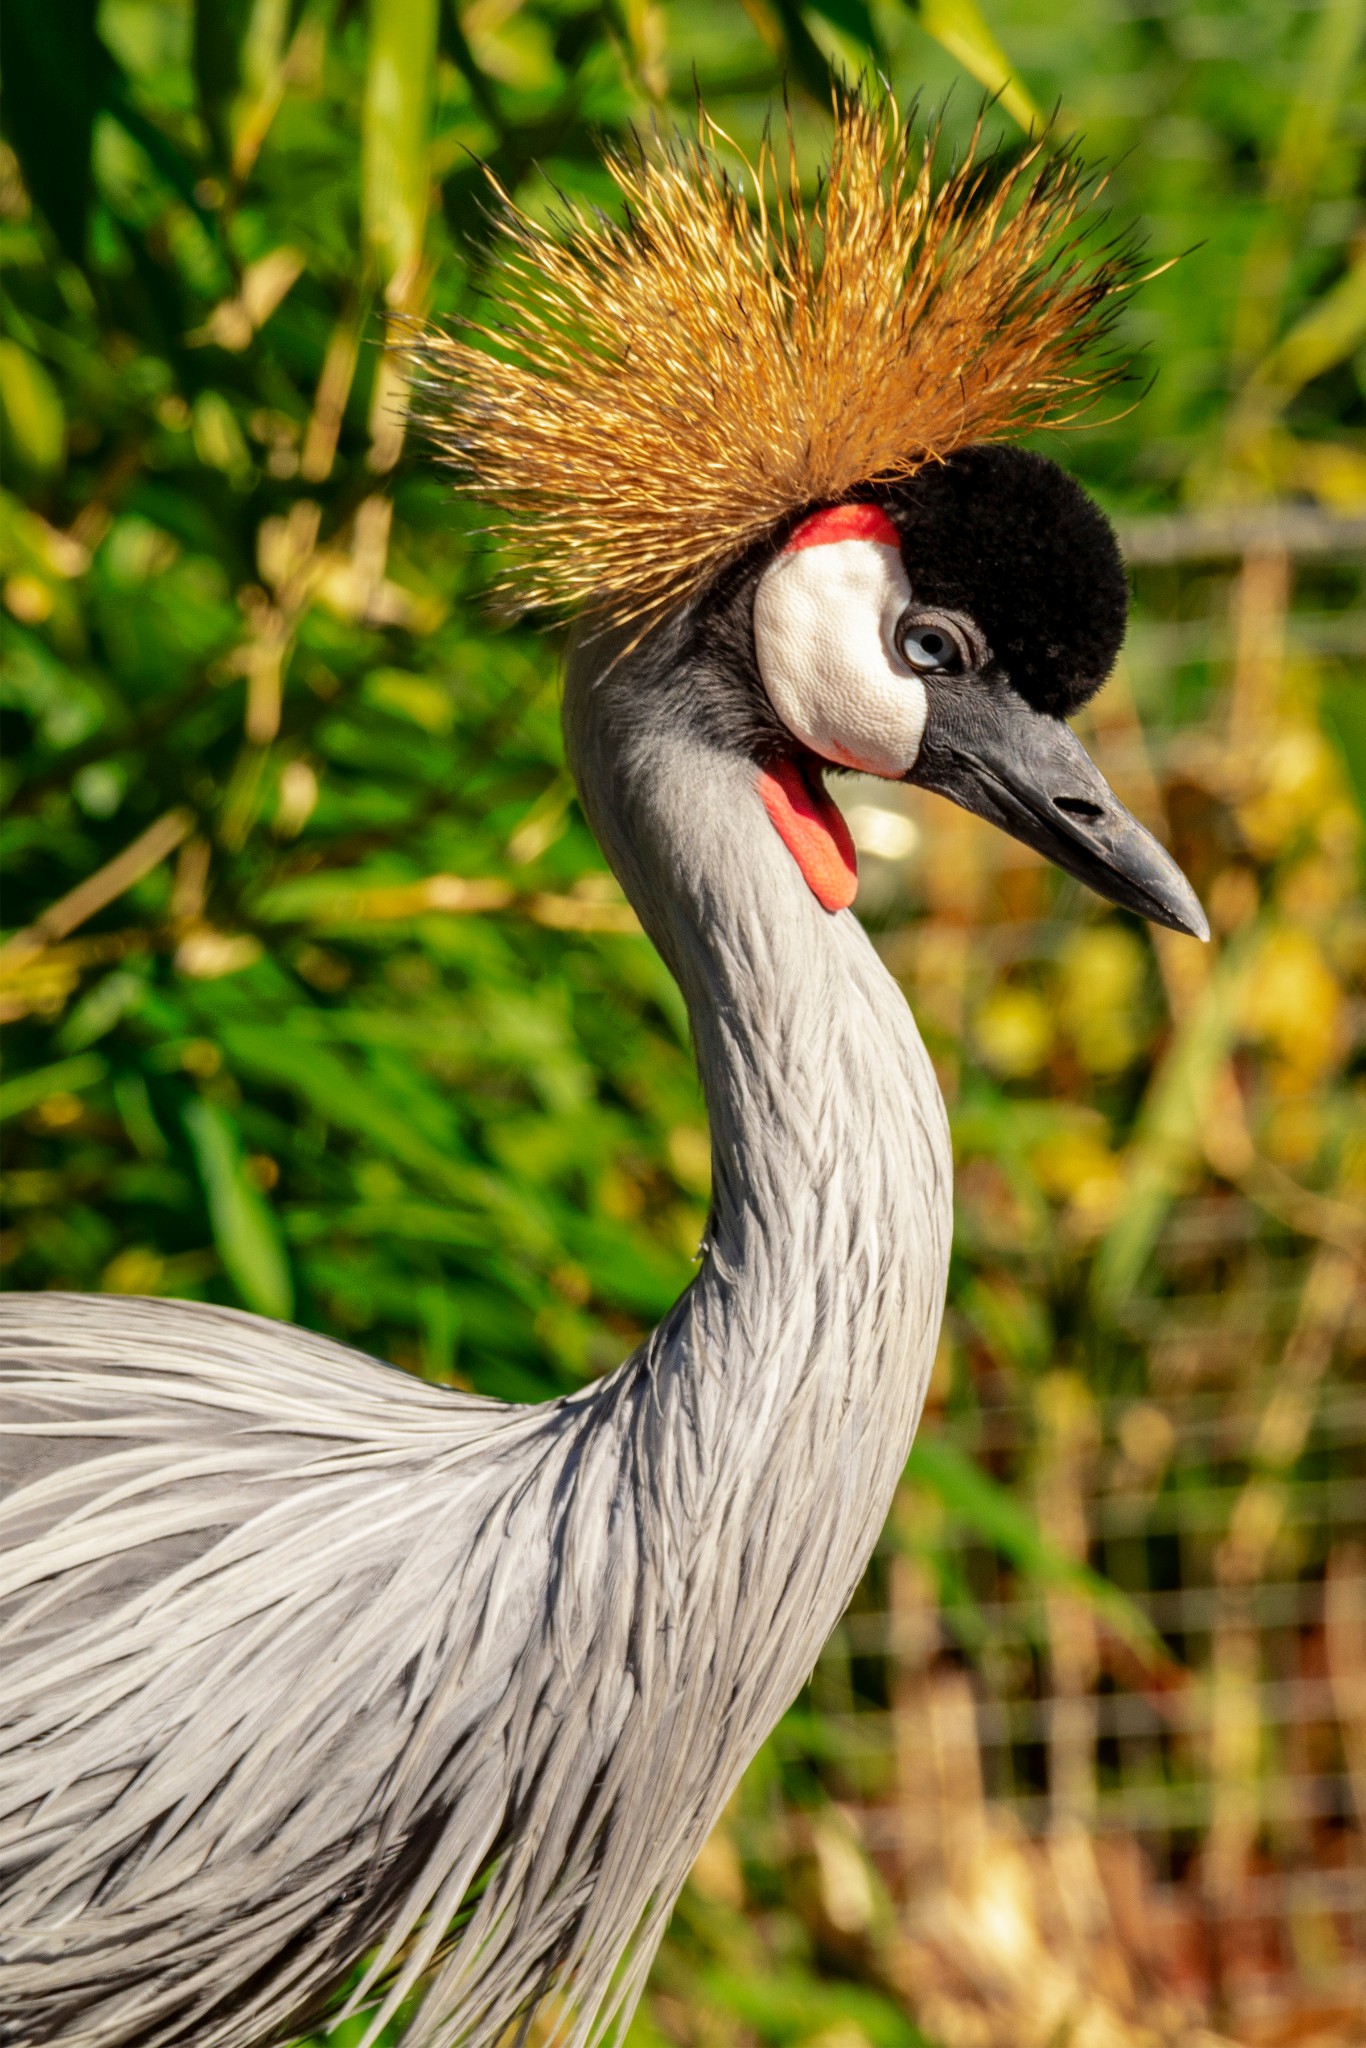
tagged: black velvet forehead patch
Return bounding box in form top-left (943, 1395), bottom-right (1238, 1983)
top-left (880, 445), bottom-right (1129, 717)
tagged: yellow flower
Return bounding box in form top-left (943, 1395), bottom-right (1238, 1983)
top-left (1030, 1125), bottom-right (1126, 1234)
top-left (1240, 926), bottom-right (1345, 1083)
top-left (1057, 924), bottom-right (1147, 1075)
top-left (973, 985), bottom-right (1052, 1078)
top-left (1237, 724), bottom-right (1342, 858)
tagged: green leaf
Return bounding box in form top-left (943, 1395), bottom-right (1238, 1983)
top-left (0, 0), bottom-right (110, 261)
top-left (1267, 0), bottom-right (1366, 211)
top-left (694, 1966), bottom-right (926, 2048)
top-left (1090, 933), bottom-right (1253, 1315)
top-left (191, 391), bottom-right (252, 482)
top-left (1249, 253), bottom-right (1366, 410)
top-left (363, 670), bottom-right (457, 732)
top-left (904, 1434), bottom-right (1169, 1665)
top-left (912, 0), bottom-right (1041, 133)
top-left (192, 0), bottom-right (256, 168)
top-left (363, 0), bottom-right (439, 305)
top-left (0, 1052), bottom-right (107, 1122)
top-left (217, 1024), bottom-right (556, 1255)
top-left (183, 1096), bottom-right (294, 1321)
top-left (104, 87), bottom-right (222, 239)
top-left (1323, 675), bottom-right (1366, 833)
top-left (738, 0), bottom-right (838, 108)
top-left (805, 0), bottom-right (884, 65)
top-left (58, 969), bottom-right (146, 1051)
top-left (0, 341), bottom-right (65, 475)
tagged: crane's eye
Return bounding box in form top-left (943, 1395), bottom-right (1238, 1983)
top-left (897, 615), bottom-right (970, 675)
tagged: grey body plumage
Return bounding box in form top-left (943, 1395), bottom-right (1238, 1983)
top-left (0, 601), bottom-right (952, 2047)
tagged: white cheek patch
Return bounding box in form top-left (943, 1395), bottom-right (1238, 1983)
top-left (754, 529), bottom-right (928, 780)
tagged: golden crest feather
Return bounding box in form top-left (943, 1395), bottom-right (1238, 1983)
top-left (410, 91), bottom-right (1136, 628)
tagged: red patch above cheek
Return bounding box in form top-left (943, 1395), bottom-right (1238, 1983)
top-left (784, 502), bottom-right (901, 553)
top-left (758, 759), bottom-right (858, 913)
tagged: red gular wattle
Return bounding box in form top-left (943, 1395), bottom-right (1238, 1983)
top-left (758, 759), bottom-right (858, 912)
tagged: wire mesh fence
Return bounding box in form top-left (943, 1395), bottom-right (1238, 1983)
top-left (754, 524), bottom-right (1366, 2048)
top-left (816, 1373), bottom-right (1366, 2039)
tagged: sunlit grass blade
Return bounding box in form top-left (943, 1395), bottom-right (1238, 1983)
top-left (183, 1096), bottom-right (294, 1321)
top-left (914, 0), bottom-right (1041, 133)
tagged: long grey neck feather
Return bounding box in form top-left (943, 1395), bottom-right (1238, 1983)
top-left (563, 616), bottom-right (952, 1478)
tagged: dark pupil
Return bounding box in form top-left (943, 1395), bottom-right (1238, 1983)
top-left (920, 632), bottom-right (944, 655)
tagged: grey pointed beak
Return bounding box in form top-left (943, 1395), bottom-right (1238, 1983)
top-left (906, 676), bottom-right (1209, 940)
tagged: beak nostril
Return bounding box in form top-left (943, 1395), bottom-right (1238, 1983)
top-left (1053, 795), bottom-right (1104, 822)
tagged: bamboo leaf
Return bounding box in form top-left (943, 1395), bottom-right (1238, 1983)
top-left (0, 1052), bottom-right (107, 1123)
top-left (1090, 934), bottom-right (1254, 1314)
top-left (225, 0), bottom-right (293, 183)
top-left (183, 1096), bottom-right (294, 1321)
top-left (217, 1025), bottom-right (557, 1255)
top-left (912, 0), bottom-right (1041, 134)
top-left (363, 0), bottom-right (438, 307)
top-left (737, 0), bottom-right (839, 106)
top-left (0, 0), bottom-right (109, 261)
top-left (1248, 253), bottom-right (1366, 412)
top-left (806, 0), bottom-right (884, 65)
top-left (693, 1967), bottom-right (924, 2048)
top-left (1267, 0), bottom-right (1366, 211)
top-left (193, 0), bottom-right (255, 168)
top-left (0, 341), bottom-right (65, 475)
top-left (1225, 0), bottom-right (1366, 377)
top-left (905, 1436), bottom-right (1169, 1666)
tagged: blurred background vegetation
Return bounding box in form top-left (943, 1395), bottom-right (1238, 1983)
top-left (2, 1), bottom-right (1365, 2044)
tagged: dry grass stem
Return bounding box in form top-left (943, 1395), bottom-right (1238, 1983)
top-left (0, 810), bottom-right (193, 965)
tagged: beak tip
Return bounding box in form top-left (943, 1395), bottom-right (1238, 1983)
top-left (1165, 882), bottom-right (1210, 944)
top-left (907, 689), bottom-right (1214, 944)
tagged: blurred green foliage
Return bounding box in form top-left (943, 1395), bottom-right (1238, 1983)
top-left (2, 0), bottom-right (1364, 2043)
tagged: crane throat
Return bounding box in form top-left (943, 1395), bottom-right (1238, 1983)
top-left (758, 758), bottom-right (858, 913)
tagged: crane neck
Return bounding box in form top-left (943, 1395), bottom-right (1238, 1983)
top-left (562, 608), bottom-right (952, 1455)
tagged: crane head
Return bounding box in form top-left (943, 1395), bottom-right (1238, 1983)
top-left (751, 446), bottom-right (1208, 939)
top-left (412, 88), bottom-right (1204, 938)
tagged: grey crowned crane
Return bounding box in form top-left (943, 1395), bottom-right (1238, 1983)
top-left (0, 94), bottom-right (1205, 2048)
